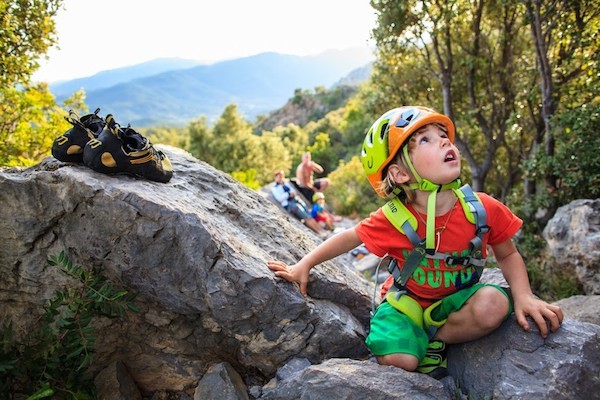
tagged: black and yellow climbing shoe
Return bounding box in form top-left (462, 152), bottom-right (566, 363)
top-left (416, 339), bottom-right (448, 379)
top-left (52, 108), bottom-right (106, 163)
top-left (82, 115), bottom-right (173, 183)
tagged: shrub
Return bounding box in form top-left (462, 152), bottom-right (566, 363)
top-left (0, 252), bottom-right (138, 399)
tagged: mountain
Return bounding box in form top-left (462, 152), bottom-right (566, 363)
top-left (49, 58), bottom-right (204, 98)
top-left (50, 48), bottom-right (374, 127)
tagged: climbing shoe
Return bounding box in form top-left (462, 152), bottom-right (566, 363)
top-left (52, 108), bottom-right (106, 163)
top-left (83, 115), bottom-right (173, 183)
top-left (416, 339), bottom-right (448, 379)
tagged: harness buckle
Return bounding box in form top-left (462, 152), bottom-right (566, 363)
top-left (445, 255), bottom-right (471, 266)
top-left (476, 225), bottom-right (491, 235)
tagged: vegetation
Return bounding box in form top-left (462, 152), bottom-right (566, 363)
top-left (0, 251), bottom-right (137, 399)
top-left (0, 0), bottom-right (72, 167)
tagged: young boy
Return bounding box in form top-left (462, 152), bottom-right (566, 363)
top-left (311, 192), bottom-right (335, 231)
top-left (267, 106), bottom-right (563, 377)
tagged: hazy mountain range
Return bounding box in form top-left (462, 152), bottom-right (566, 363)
top-left (49, 47), bottom-right (374, 127)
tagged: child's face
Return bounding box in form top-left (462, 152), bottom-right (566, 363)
top-left (409, 124), bottom-right (461, 184)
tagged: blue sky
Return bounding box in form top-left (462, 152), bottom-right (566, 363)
top-left (34, 0), bottom-right (377, 83)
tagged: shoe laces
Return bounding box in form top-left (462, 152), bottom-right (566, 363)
top-left (65, 108), bottom-right (105, 134)
top-left (121, 126), bottom-right (149, 152)
top-left (104, 114), bottom-right (153, 153)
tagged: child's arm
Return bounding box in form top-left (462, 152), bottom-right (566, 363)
top-left (267, 227), bottom-right (362, 296)
top-left (492, 239), bottom-right (564, 337)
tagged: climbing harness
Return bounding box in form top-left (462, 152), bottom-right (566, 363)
top-left (382, 183), bottom-right (489, 291)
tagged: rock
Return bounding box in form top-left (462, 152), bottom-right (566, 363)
top-left (194, 362), bottom-right (249, 400)
top-left (449, 315), bottom-right (600, 399)
top-left (1, 148), bottom-right (599, 399)
top-left (259, 358), bottom-right (452, 400)
top-left (94, 361), bottom-right (142, 400)
top-left (0, 146), bottom-right (371, 393)
top-left (553, 295), bottom-right (600, 325)
top-left (543, 199), bottom-right (600, 294)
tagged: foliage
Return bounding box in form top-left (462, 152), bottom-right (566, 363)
top-left (327, 156), bottom-right (383, 218)
top-left (0, 0), bottom-right (91, 168)
top-left (230, 169), bottom-right (261, 190)
top-left (521, 0), bottom-right (600, 225)
top-left (186, 104), bottom-right (294, 187)
top-left (141, 125), bottom-right (188, 149)
top-left (0, 251), bottom-right (138, 399)
top-left (0, 0), bottom-right (62, 88)
top-left (513, 225), bottom-right (582, 302)
top-left (0, 84), bottom-right (76, 167)
top-left (521, 103), bottom-right (600, 214)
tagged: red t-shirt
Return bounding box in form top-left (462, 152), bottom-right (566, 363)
top-left (355, 192), bottom-right (522, 307)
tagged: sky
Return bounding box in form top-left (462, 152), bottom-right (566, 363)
top-left (33, 0), bottom-right (378, 83)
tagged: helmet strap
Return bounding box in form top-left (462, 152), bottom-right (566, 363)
top-left (402, 144), bottom-right (461, 253)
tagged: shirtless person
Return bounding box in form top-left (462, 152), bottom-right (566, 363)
top-left (295, 152), bottom-right (330, 203)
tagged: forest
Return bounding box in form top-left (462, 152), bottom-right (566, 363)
top-left (1, 0), bottom-right (598, 296)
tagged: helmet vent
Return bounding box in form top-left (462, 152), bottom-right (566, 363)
top-left (380, 123), bottom-right (389, 142)
top-left (396, 109), bottom-right (420, 128)
top-left (366, 130), bottom-right (374, 146)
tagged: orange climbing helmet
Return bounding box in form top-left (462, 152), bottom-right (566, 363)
top-left (360, 106), bottom-right (455, 197)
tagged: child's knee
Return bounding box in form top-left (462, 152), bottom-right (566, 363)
top-left (471, 287), bottom-right (509, 327)
top-left (376, 353), bottom-right (419, 371)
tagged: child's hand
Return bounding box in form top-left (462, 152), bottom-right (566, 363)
top-left (267, 261), bottom-right (310, 296)
top-left (514, 295), bottom-right (564, 338)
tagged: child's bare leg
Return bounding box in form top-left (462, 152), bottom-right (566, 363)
top-left (435, 286), bottom-right (509, 344)
top-left (376, 353), bottom-right (419, 371)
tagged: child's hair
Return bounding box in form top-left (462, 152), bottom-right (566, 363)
top-left (379, 145), bottom-right (416, 202)
top-left (377, 123), bottom-right (448, 202)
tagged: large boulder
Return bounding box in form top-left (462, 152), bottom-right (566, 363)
top-left (1, 147), bottom-right (598, 399)
top-left (0, 146), bottom-right (371, 393)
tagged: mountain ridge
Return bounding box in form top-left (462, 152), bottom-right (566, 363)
top-left (49, 48), bottom-right (374, 127)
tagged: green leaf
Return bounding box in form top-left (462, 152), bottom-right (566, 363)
top-left (25, 385), bottom-right (54, 400)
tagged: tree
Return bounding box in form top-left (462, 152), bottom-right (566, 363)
top-left (0, 83), bottom-right (76, 166)
top-left (187, 115), bottom-right (213, 164)
top-left (186, 104), bottom-right (293, 187)
top-left (0, 0), bottom-right (62, 87)
top-left (522, 0), bottom-right (600, 225)
top-left (369, 0), bottom-right (530, 195)
top-left (0, 0), bottom-right (66, 167)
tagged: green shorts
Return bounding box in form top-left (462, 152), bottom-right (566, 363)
top-left (365, 283), bottom-right (512, 360)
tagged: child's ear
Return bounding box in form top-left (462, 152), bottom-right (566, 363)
top-left (387, 164), bottom-right (411, 185)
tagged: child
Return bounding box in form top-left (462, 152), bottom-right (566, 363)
top-left (267, 106), bottom-right (563, 378)
top-left (311, 192), bottom-right (335, 231)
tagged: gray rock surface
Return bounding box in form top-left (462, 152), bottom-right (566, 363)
top-left (543, 199), bottom-right (600, 294)
top-left (1, 146), bottom-right (598, 399)
top-left (0, 146), bottom-right (371, 393)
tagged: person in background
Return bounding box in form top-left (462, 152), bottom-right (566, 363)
top-left (295, 152), bottom-right (330, 203)
top-left (268, 106), bottom-right (563, 379)
top-left (271, 170), bottom-right (328, 239)
top-left (311, 192), bottom-right (335, 231)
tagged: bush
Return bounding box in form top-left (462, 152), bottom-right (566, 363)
top-left (327, 156), bottom-right (383, 218)
top-left (0, 252), bottom-right (138, 399)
